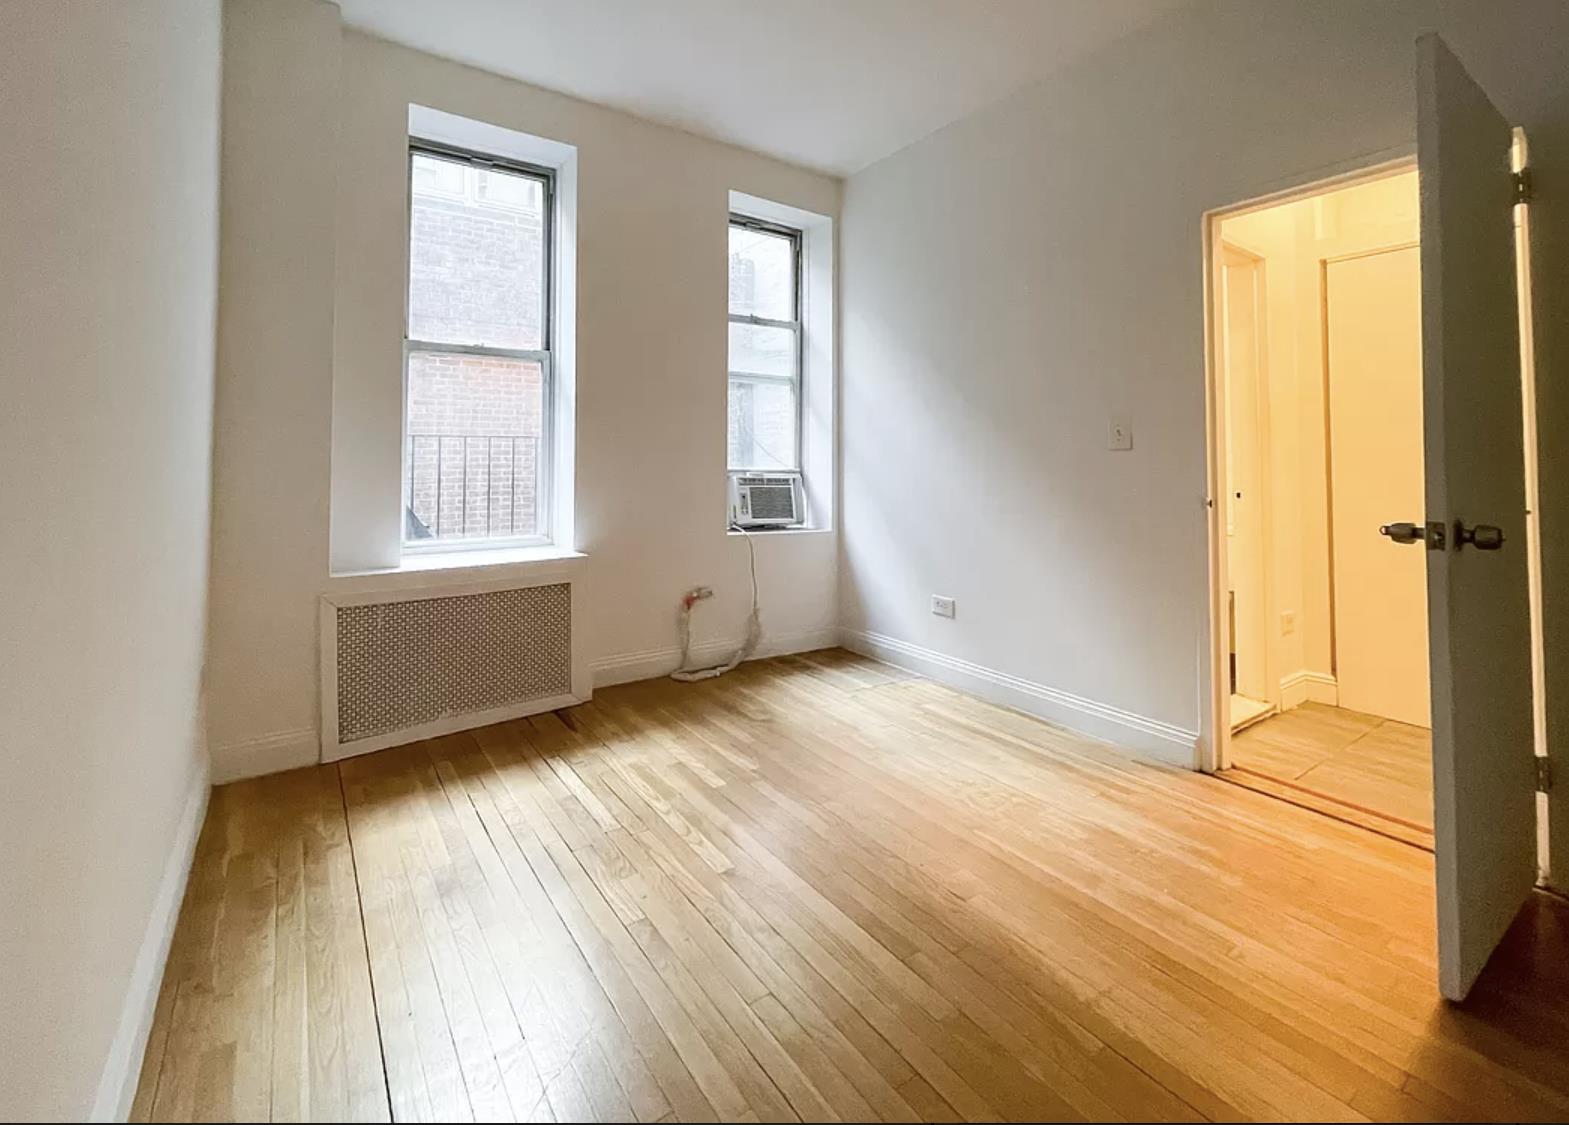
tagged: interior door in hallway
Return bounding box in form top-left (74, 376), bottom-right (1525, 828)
top-left (1326, 245), bottom-right (1430, 727)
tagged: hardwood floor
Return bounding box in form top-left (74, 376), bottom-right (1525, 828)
top-left (131, 650), bottom-right (1569, 1122)
top-left (1224, 703), bottom-right (1434, 847)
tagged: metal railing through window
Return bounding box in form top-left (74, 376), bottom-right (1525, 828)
top-left (405, 434), bottom-right (541, 542)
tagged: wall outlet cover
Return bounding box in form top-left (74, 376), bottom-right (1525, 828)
top-left (930, 595), bottom-right (956, 619)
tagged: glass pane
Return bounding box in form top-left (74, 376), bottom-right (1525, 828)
top-left (475, 167), bottom-right (541, 211)
top-left (728, 321), bottom-right (796, 379)
top-left (408, 152), bottom-right (546, 349)
top-left (728, 377), bottom-right (796, 470)
top-left (729, 224), bottom-right (795, 320)
top-left (411, 157), bottom-right (464, 198)
top-left (405, 350), bottom-right (546, 543)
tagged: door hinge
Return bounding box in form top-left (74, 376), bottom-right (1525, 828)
top-left (1514, 168), bottom-right (1533, 204)
top-left (1538, 756), bottom-right (1552, 793)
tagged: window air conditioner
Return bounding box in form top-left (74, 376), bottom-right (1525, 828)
top-left (728, 472), bottom-right (804, 528)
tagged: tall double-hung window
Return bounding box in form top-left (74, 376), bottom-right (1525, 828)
top-left (404, 142), bottom-right (554, 549)
top-left (727, 215), bottom-right (802, 472)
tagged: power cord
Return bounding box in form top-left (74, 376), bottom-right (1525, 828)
top-left (671, 523), bottom-right (760, 682)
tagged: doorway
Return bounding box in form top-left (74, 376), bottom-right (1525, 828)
top-left (1200, 36), bottom-right (1550, 1002)
top-left (1210, 165), bottom-right (1438, 844)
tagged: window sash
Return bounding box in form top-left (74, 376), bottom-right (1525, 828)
top-left (401, 344), bottom-right (554, 551)
top-left (728, 312), bottom-right (798, 332)
top-left (727, 317), bottom-right (799, 384)
top-left (405, 339), bottom-right (549, 364)
top-left (727, 370), bottom-right (797, 385)
top-left (404, 141), bottom-right (556, 551)
top-left (727, 375), bottom-right (799, 472)
top-left (728, 215), bottom-right (803, 472)
top-left (407, 139), bottom-right (555, 351)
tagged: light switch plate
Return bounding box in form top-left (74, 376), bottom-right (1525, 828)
top-left (1109, 419), bottom-right (1133, 451)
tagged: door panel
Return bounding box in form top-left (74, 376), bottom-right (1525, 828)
top-left (1417, 33), bottom-right (1536, 1001)
top-left (1221, 247), bottom-right (1269, 704)
top-left (1327, 247), bottom-right (1430, 727)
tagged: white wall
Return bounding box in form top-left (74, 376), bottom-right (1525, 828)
top-left (206, 2), bottom-right (842, 780)
top-left (204, 0), bottom-right (342, 780)
top-left (839, 0), bottom-right (1569, 765)
top-left (0, 2), bottom-right (221, 1119)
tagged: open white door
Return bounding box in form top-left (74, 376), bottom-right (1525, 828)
top-left (1414, 33), bottom-right (1536, 1001)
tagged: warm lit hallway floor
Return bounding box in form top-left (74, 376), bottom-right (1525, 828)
top-left (1229, 694), bottom-right (1273, 732)
top-left (1222, 702), bottom-right (1434, 849)
top-left (132, 650), bottom-right (1569, 1122)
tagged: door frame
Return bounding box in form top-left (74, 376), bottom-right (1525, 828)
top-left (1217, 240), bottom-right (1277, 712)
top-left (1200, 152), bottom-right (1418, 773)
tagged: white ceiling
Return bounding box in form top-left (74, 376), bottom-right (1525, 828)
top-left (336, 0), bottom-right (1186, 176)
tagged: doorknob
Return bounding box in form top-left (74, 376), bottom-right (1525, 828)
top-left (1454, 520), bottom-right (1505, 550)
top-left (1379, 520), bottom-right (1504, 551)
top-left (1380, 520), bottom-right (1447, 549)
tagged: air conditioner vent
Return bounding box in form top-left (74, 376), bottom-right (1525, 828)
top-left (747, 484), bottom-right (796, 521)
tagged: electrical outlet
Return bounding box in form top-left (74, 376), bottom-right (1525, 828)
top-left (931, 595), bottom-right (956, 619)
top-left (1281, 610), bottom-right (1296, 635)
top-left (1108, 419), bottom-right (1133, 451)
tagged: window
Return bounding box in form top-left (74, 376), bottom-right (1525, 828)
top-left (728, 215), bottom-right (802, 471)
top-left (404, 143), bottom-right (553, 549)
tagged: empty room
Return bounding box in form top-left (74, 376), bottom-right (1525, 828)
top-left (5, 1), bottom-right (1569, 1122)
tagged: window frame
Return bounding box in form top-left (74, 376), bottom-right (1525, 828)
top-left (727, 212), bottom-right (804, 473)
top-left (402, 138), bottom-right (556, 554)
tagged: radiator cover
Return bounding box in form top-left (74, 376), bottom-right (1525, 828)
top-left (320, 576), bottom-right (585, 761)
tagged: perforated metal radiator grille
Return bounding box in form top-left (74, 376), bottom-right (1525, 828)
top-left (334, 583), bottom-right (571, 743)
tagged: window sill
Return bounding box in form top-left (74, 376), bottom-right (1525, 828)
top-left (328, 544), bottom-right (587, 594)
top-left (393, 544), bottom-right (585, 572)
top-left (727, 525), bottom-right (833, 538)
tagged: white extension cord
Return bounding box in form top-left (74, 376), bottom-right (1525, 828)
top-left (671, 523), bottom-right (760, 682)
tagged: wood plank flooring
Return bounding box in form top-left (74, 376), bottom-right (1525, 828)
top-left (1225, 703), bottom-right (1434, 846)
top-left (132, 650), bottom-right (1569, 1122)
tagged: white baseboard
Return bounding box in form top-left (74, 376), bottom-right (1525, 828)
top-left (839, 628), bottom-right (1199, 769)
top-left (209, 726), bottom-right (318, 785)
top-left (593, 626), bottom-right (840, 689)
top-left (1280, 669), bottom-right (1338, 710)
top-left (91, 758), bottom-right (210, 1122)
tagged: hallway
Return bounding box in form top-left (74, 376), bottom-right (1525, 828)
top-left (1225, 703), bottom-right (1433, 847)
